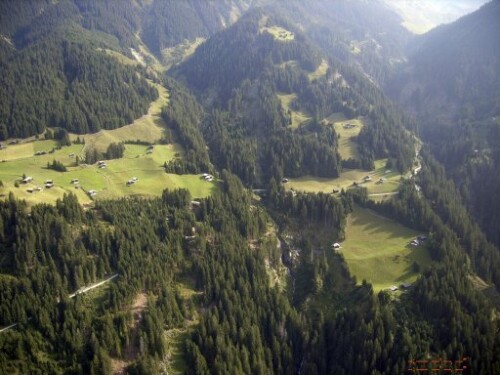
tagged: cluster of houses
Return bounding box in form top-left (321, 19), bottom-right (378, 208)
top-left (25, 178), bottom-right (54, 192)
top-left (410, 235), bottom-right (427, 247)
top-left (97, 161), bottom-right (107, 169)
top-left (202, 173), bottom-right (214, 182)
top-left (126, 177), bottom-right (138, 186)
top-left (88, 189), bottom-right (97, 198)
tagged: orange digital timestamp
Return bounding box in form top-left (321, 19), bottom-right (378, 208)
top-left (408, 357), bottom-right (470, 374)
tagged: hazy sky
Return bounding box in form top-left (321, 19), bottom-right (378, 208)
top-left (382, 0), bottom-right (490, 34)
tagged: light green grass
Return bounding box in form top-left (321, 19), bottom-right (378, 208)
top-left (260, 26), bottom-right (294, 41)
top-left (96, 48), bottom-right (138, 66)
top-left (161, 37), bottom-right (205, 69)
top-left (164, 278), bottom-right (201, 374)
top-left (73, 81), bottom-right (170, 152)
top-left (324, 113), bottom-right (367, 160)
top-left (340, 206), bottom-right (431, 291)
top-left (0, 143), bottom-right (214, 205)
top-left (0, 140), bottom-right (59, 161)
top-left (33, 140), bottom-right (58, 153)
top-left (286, 159), bottom-right (403, 195)
top-left (277, 93), bottom-right (311, 128)
top-left (0, 143), bottom-right (34, 161)
top-left (308, 59), bottom-right (329, 81)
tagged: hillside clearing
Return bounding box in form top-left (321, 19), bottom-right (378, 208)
top-left (73, 80), bottom-right (169, 152)
top-left (308, 59), bottom-right (329, 81)
top-left (286, 159), bottom-right (404, 196)
top-left (97, 48), bottom-right (138, 66)
top-left (0, 143), bottom-right (215, 205)
top-left (260, 25), bottom-right (294, 41)
top-left (164, 278), bottom-right (202, 374)
top-left (324, 113), bottom-right (367, 160)
top-left (277, 92), bottom-right (311, 128)
top-left (161, 37), bottom-right (205, 69)
top-left (340, 206), bottom-right (431, 291)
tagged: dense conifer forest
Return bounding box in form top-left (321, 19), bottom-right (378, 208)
top-left (1, 1), bottom-right (499, 374)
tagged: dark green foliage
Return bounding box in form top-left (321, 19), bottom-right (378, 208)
top-left (0, 0), bottom-right (158, 140)
top-left (47, 159), bottom-right (67, 172)
top-left (175, 9), bottom-right (415, 179)
top-left (141, 0), bottom-right (242, 54)
top-left (104, 142), bottom-right (125, 160)
top-left (54, 128), bottom-right (71, 147)
top-left (175, 10), bottom-right (321, 104)
top-left (84, 147), bottom-right (103, 165)
top-left (161, 78), bottom-right (211, 173)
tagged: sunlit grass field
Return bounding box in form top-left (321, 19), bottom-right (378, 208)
top-left (286, 159), bottom-right (403, 196)
top-left (277, 93), bottom-right (311, 129)
top-left (340, 206), bottom-right (432, 291)
top-left (0, 142), bottom-right (215, 205)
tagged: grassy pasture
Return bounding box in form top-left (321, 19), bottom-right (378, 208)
top-left (308, 59), bottom-right (329, 81)
top-left (0, 143), bottom-right (215, 205)
top-left (277, 93), bottom-right (311, 128)
top-left (340, 206), bottom-right (431, 291)
top-left (260, 26), bottom-right (294, 41)
top-left (73, 81), bottom-right (169, 152)
top-left (324, 112), bottom-right (366, 160)
top-left (0, 142), bottom-right (38, 161)
top-left (286, 159), bottom-right (403, 195)
top-left (96, 48), bottom-right (138, 66)
top-left (161, 37), bottom-right (205, 69)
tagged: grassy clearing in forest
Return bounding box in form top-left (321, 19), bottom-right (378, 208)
top-left (340, 206), bottom-right (432, 291)
top-left (324, 113), bottom-right (366, 160)
top-left (73, 81), bottom-right (170, 152)
top-left (286, 159), bottom-right (403, 196)
top-left (0, 142), bottom-right (215, 205)
top-left (260, 25), bottom-right (294, 41)
top-left (277, 93), bottom-right (311, 129)
top-left (308, 59), bottom-right (329, 81)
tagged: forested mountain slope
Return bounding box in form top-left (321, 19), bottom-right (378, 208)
top-left (0, 0), bottom-right (256, 140)
top-left (174, 9), bottom-right (416, 185)
top-left (0, 0), bottom-right (157, 139)
top-left (388, 0), bottom-right (500, 246)
top-left (266, 0), bottom-right (412, 85)
top-left (1, 2), bottom-right (500, 375)
top-left (390, 0), bottom-right (500, 123)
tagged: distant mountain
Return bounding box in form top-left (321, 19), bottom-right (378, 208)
top-left (390, 0), bottom-right (500, 124)
top-left (382, 0), bottom-right (490, 34)
top-left (140, 0), bottom-right (252, 55)
top-left (389, 0), bottom-right (500, 246)
top-left (266, 0), bottom-right (412, 85)
top-left (174, 9), bottom-right (415, 184)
